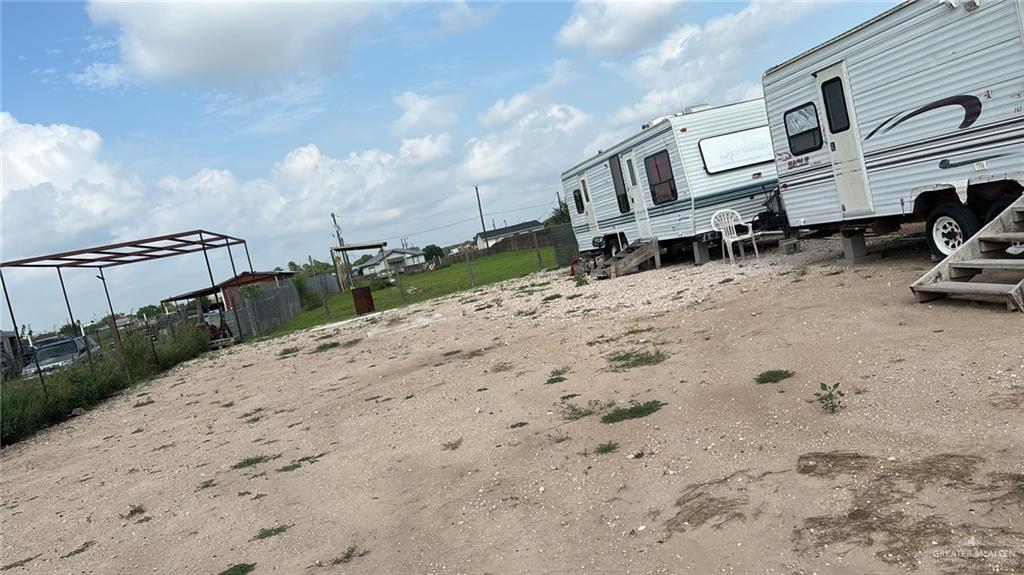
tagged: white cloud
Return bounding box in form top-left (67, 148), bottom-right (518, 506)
top-left (0, 112), bottom-right (143, 256)
top-left (477, 59), bottom-right (576, 127)
top-left (202, 77), bottom-right (327, 135)
top-left (399, 133), bottom-right (452, 166)
top-left (556, 1), bottom-right (682, 53)
top-left (438, 1), bottom-right (498, 32)
top-left (546, 104), bottom-right (588, 133)
top-left (68, 62), bottom-right (136, 92)
top-left (85, 1), bottom-right (384, 85)
top-left (478, 93), bottom-right (533, 126)
top-left (392, 91), bottom-right (458, 135)
top-left (607, 1), bottom-right (825, 129)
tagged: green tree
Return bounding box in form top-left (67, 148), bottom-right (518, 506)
top-left (352, 253), bottom-right (373, 266)
top-left (136, 304), bottom-right (162, 319)
top-left (545, 198), bottom-right (570, 226)
top-left (423, 244), bottom-right (445, 261)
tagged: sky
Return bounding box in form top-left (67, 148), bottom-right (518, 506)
top-left (1, 0), bottom-right (889, 331)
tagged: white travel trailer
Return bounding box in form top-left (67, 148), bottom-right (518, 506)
top-left (562, 99), bottom-right (780, 262)
top-left (762, 0), bottom-right (1024, 259)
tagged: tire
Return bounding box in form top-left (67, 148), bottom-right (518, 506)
top-left (984, 194), bottom-right (1019, 223)
top-left (926, 203), bottom-right (981, 259)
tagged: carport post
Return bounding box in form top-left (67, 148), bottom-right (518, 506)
top-left (57, 268), bottom-right (93, 368)
top-left (225, 242), bottom-right (245, 342)
top-left (198, 232), bottom-right (226, 336)
top-left (99, 267), bottom-right (132, 383)
top-left (0, 268), bottom-right (24, 360)
top-left (532, 232), bottom-right (544, 272)
top-left (242, 241), bottom-right (254, 273)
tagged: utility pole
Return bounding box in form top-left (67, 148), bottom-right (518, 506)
top-left (475, 185), bottom-right (486, 237)
top-left (331, 213), bottom-right (352, 291)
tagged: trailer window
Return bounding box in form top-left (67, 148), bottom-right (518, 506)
top-left (643, 150), bottom-right (678, 205)
top-left (784, 103), bottom-right (823, 155)
top-left (609, 155), bottom-right (631, 213)
top-left (820, 78), bottom-right (850, 133)
top-left (626, 158), bottom-right (637, 186)
top-left (698, 126), bottom-right (774, 174)
top-left (572, 189), bottom-right (584, 214)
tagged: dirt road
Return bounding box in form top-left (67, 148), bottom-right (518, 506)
top-left (2, 238), bottom-right (1021, 574)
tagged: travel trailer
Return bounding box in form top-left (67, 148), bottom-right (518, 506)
top-left (562, 99), bottom-right (780, 262)
top-left (762, 0), bottom-right (1024, 259)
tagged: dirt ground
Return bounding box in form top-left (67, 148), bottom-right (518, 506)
top-left (2, 235), bottom-right (1022, 575)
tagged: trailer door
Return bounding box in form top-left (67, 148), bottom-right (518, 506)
top-left (624, 154), bottom-right (653, 238)
top-left (578, 174), bottom-right (600, 240)
top-left (815, 61), bottom-right (872, 216)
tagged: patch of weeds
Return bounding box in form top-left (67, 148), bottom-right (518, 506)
top-left (197, 479), bottom-right (217, 490)
top-left (560, 399), bottom-right (615, 421)
top-left (237, 491), bottom-right (252, 497)
top-left (218, 563), bottom-right (256, 575)
top-left (441, 437), bottom-right (463, 451)
top-left (595, 441), bottom-right (620, 454)
top-left (314, 332), bottom-right (336, 341)
top-left (475, 387), bottom-right (488, 392)
top-left (574, 273), bottom-right (589, 287)
top-left (442, 349), bottom-right (461, 357)
top-left (131, 427), bottom-right (144, 434)
top-left (542, 293), bottom-right (563, 303)
top-left (342, 338), bottom-right (362, 348)
top-left (559, 393), bottom-right (580, 401)
top-left (546, 366), bottom-right (570, 384)
top-left (219, 401), bottom-right (235, 408)
top-left (601, 400), bottom-right (667, 424)
top-left (251, 493), bottom-right (267, 500)
top-left (586, 334), bottom-right (616, 346)
top-left (607, 349), bottom-right (667, 371)
top-left (60, 540), bottom-right (96, 559)
top-left (240, 407), bottom-right (264, 420)
top-left (331, 545), bottom-right (370, 565)
top-left (277, 463), bottom-right (301, 473)
top-left (509, 421), bottom-right (529, 429)
top-left (1, 555), bottom-right (41, 571)
top-left (718, 277), bottom-right (735, 284)
top-left (364, 395), bottom-right (382, 402)
top-left (791, 267), bottom-right (808, 283)
top-left (278, 346), bottom-right (300, 357)
top-left (231, 454), bottom-right (281, 469)
top-left (474, 303), bottom-right (494, 311)
top-left (814, 383), bottom-right (845, 413)
top-left (385, 315), bottom-right (404, 326)
top-left (623, 326), bottom-right (653, 336)
top-left (312, 341), bottom-right (340, 353)
top-left (755, 369), bottom-right (794, 384)
top-left (546, 430), bottom-right (571, 443)
top-left (515, 308), bottom-right (538, 317)
top-left (133, 397), bottom-right (155, 408)
top-left (565, 293), bottom-right (583, 300)
top-left (120, 503), bottom-right (145, 519)
top-left (252, 525), bottom-right (291, 541)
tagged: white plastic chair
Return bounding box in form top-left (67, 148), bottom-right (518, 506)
top-left (710, 209), bottom-right (759, 264)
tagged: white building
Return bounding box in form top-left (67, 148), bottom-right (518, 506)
top-left (353, 249), bottom-right (426, 276)
top-left (474, 220), bottom-right (544, 250)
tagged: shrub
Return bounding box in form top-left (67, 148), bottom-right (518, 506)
top-left (291, 273), bottom-right (323, 311)
top-left (0, 323), bottom-right (209, 445)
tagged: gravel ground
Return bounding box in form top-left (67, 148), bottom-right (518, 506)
top-left (1, 236), bottom-right (1022, 575)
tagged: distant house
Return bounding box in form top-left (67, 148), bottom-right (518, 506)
top-left (162, 270), bottom-right (296, 311)
top-left (352, 249), bottom-right (426, 276)
top-left (474, 220), bottom-right (543, 250)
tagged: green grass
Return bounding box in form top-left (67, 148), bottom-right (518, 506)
top-left (278, 346), bottom-right (300, 357)
top-left (342, 338), bottom-right (362, 348)
top-left (277, 462), bottom-right (301, 472)
top-left (755, 369), bottom-right (795, 384)
top-left (218, 564), bottom-right (256, 575)
top-left (252, 525), bottom-right (291, 541)
top-left (312, 341), bottom-right (340, 353)
top-left (231, 454), bottom-right (280, 469)
top-left (595, 441), bottom-right (620, 454)
top-left (607, 349), bottom-right (668, 371)
top-left (541, 293), bottom-right (563, 303)
top-left (197, 478), bottom-right (217, 490)
top-left (546, 366), bottom-right (570, 384)
top-left (601, 400), bottom-right (667, 424)
top-left (271, 247), bottom-right (556, 335)
top-left (133, 397), bottom-right (155, 408)
top-left (442, 349), bottom-right (461, 357)
top-left (331, 545), bottom-right (370, 565)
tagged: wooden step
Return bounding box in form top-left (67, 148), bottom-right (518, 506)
top-left (979, 232), bottom-right (1024, 244)
top-left (913, 281), bottom-right (1019, 297)
top-left (949, 259), bottom-right (1024, 271)
top-left (1013, 206), bottom-right (1024, 223)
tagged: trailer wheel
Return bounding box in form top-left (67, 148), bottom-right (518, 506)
top-left (926, 203), bottom-right (980, 258)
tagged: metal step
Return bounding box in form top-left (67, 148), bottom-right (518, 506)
top-left (1013, 206), bottom-right (1024, 223)
top-left (949, 259), bottom-right (1024, 271)
top-left (912, 281), bottom-right (1019, 297)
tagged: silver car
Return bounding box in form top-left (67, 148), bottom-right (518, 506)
top-left (21, 336), bottom-right (101, 378)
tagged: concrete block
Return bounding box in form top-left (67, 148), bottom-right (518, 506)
top-left (693, 239), bottom-right (711, 265)
top-left (780, 239), bottom-right (803, 255)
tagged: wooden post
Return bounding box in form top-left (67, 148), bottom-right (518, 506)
top-left (653, 237), bottom-right (661, 269)
top-left (464, 252), bottom-right (476, 287)
top-left (532, 232), bottom-right (544, 271)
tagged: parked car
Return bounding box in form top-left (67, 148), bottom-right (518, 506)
top-left (20, 336), bottom-right (101, 378)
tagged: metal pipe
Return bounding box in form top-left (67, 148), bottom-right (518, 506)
top-left (99, 267), bottom-right (131, 383)
top-left (243, 241), bottom-right (254, 273)
top-left (198, 231), bottom-right (227, 337)
top-left (0, 268), bottom-right (24, 360)
top-left (57, 268), bottom-right (93, 368)
top-left (225, 241), bottom-right (245, 341)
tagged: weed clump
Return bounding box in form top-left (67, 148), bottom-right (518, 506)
top-left (601, 400), bottom-right (666, 424)
top-left (607, 349), bottom-right (667, 371)
top-left (755, 369), bottom-right (794, 384)
top-left (546, 366), bottom-right (570, 384)
top-left (595, 441), bottom-right (620, 454)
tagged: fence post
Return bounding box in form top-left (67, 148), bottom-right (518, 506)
top-left (464, 252), bottom-right (476, 287)
top-left (532, 232), bottom-right (544, 271)
top-left (395, 267), bottom-right (406, 305)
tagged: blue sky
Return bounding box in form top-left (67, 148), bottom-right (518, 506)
top-left (1, 1), bottom-right (888, 330)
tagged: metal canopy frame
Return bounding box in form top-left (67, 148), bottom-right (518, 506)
top-left (0, 230), bottom-right (254, 381)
